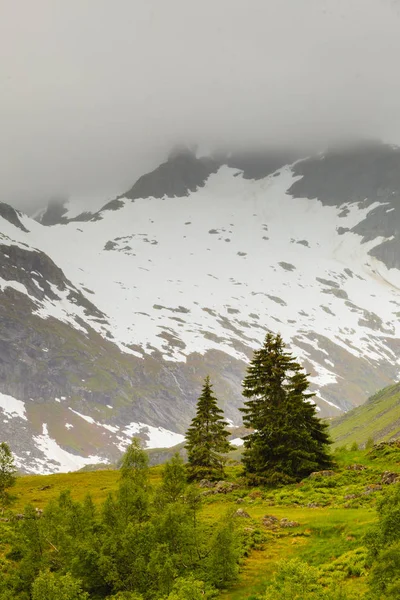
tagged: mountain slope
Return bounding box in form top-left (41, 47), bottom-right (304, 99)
top-left (330, 382), bottom-right (400, 447)
top-left (1, 141), bottom-right (400, 472)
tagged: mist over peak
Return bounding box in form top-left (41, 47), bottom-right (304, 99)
top-left (2, 1), bottom-right (400, 211)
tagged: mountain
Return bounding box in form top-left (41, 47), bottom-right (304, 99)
top-left (330, 382), bottom-right (400, 447)
top-left (1, 140), bottom-right (400, 473)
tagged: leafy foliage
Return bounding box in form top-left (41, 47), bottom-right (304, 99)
top-left (165, 576), bottom-right (217, 600)
top-left (185, 376), bottom-right (232, 481)
top-left (241, 333), bottom-right (332, 484)
top-left (263, 559), bottom-right (357, 600)
top-left (206, 515), bottom-right (239, 588)
top-left (0, 439), bottom-right (234, 600)
top-left (119, 438), bottom-right (149, 485)
top-left (32, 571), bottom-right (89, 600)
top-left (0, 426), bottom-right (399, 600)
top-left (157, 453), bottom-right (187, 505)
top-left (366, 483), bottom-right (400, 599)
top-left (0, 442), bottom-right (17, 511)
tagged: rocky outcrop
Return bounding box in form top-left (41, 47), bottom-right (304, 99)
top-left (381, 471), bottom-right (400, 485)
top-left (0, 203), bottom-right (29, 232)
top-left (99, 147), bottom-right (220, 213)
top-left (235, 509), bottom-right (251, 518)
top-left (0, 243), bottom-right (106, 321)
top-left (261, 515), bottom-right (300, 529)
top-left (97, 147), bottom-right (299, 214)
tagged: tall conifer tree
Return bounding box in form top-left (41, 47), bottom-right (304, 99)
top-left (185, 376), bottom-right (232, 481)
top-left (240, 333), bottom-right (332, 483)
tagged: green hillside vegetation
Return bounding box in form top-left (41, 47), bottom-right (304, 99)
top-left (0, 441), bottom-right (399, 599)
top-left (1, 338), bottom-right (399, 598)
top-left (330, 382), bottom-right (400, 447)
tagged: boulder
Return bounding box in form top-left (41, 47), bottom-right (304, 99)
top-left (280, 518), bottom-right (300, 528)
top-left (262, 515), bottom-right (279, 530)
top-left (214, 481), bottom-right (240, 494)
top-left (235, 509), bottom-right (251, 518)
top-left (381, 471), bottom-right (400, 485)
top-left (363, 484), bottom-right (383, 495)
top-left (198, 479), bottom-right (214, 488)
top-left (309, 470), bottom-right (336, 479)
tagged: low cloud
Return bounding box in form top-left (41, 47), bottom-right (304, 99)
top-left (1, 0), bottom-right (400, 210)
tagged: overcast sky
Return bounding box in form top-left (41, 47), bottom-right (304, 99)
top-left (1, 0), bottom-right (400, 210)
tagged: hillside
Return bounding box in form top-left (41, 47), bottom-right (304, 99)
top-left (2, 141), bottom-right (400, 472)
top-left (330, 382), bottom-right (400, 447)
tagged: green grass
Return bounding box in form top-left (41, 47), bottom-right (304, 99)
top-left (218, 507), bottom-right (374, 600)
top-left (330, 382), bottom-right (400, 447)
top-left (12, 466), bottom-right (164, 511)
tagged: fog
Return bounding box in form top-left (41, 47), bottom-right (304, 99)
top-left (1, 0), bottom-right (400, 211)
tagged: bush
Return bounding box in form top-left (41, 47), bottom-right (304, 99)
top-left (32, 571), bottom-right (88, 600)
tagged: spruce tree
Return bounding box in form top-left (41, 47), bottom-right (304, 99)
top-left (240, 333), bottom-right (332, 484)
top-left (185, 376), bottom-right (232, 481)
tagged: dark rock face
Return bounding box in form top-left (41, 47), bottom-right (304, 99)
top-left (108, 148), bottom-right (219, 207)
top-left (289, 142), bottom-right (400, 269)
top-left (289, 142), bottom-right (400, 207)
top-left (0, 244), bottom-right (105, 321)
top-left (0, 203), bottom-right (29, 232)
top-left (0, 243), bottom-right (68, 300)
top-left (226, 149), bottom-right (299, 179)
top-left (97, 147), bottom-right (300, 216)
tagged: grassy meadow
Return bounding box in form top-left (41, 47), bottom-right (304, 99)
top-left (6, 442), bottom-right (400, 599)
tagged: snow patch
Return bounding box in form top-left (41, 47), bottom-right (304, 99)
top-left (120, 422), bottom-right (185, 450)
top-left (0, 277), bottom-right (31, 298)
top-left (68, 408), bottom-right (95, 424)
top-left (230, 437), bottom-right (244, 447)
top-left (33, 423), bottom-right (107, 474)
top-left (0, 392), bottom-right (27, 421)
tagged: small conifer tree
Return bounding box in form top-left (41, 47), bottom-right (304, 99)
top-left (185, 376), bottom-right (232, 481)
top-left (240, 333), bottom-right (332, 484)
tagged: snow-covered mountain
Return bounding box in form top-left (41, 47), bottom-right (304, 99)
top-left (1, 141), bottom-right (400, 473)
